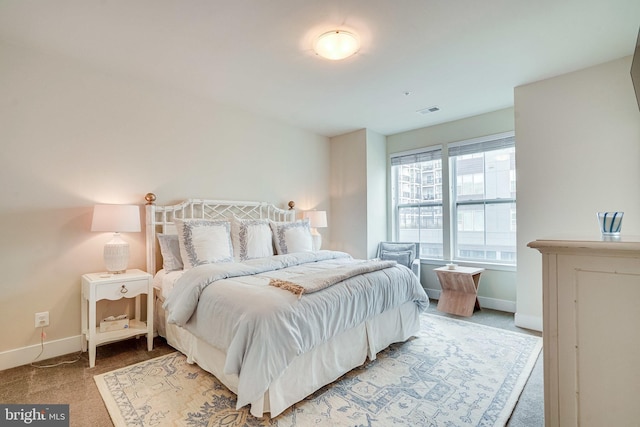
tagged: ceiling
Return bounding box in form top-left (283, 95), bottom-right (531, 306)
top-left (1, 1), bottom-right (639, 137)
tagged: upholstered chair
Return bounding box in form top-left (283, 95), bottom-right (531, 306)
top-left (376, 242), bottom-right (420, 279)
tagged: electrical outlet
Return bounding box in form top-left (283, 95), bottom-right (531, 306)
top-left (35, 311), bottom-right (49, 328)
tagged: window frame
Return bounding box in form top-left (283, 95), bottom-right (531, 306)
top-left (391, 146), bottom-right (445, 260)
top-left (449, 132), bottom-right (516, 266)
top-left (390, 132), bottom-right (516, 270)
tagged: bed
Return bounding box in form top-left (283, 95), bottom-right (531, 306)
top-left (144, 193), bottom-right (429, 418)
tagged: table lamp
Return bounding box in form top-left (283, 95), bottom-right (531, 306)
top-left (91, 204), bottom-right (141, 273)
top-left (304, 210), bottom-right (327, 251)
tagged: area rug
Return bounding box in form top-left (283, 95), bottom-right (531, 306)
top-left (94, 314), bottom-right (542, 426)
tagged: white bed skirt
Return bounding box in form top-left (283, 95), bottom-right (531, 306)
top-left (155, 294), bottom-right (421, 418)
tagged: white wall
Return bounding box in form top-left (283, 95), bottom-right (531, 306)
top-left (515, 56), bottom-right (640, 331)
top-left (329, 129), bottom-right (388, 259)
top-left (386, 109), bottom-right (517, 312)
top-left (365, 129), bottom-right (388, 258)
top-left (0, 40), bottom-right (330, 369)
top-left (329, 130), bottom-right (368, 258)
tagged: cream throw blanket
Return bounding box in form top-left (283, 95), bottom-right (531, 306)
top-left (269, 259), bottom-right (397, 298)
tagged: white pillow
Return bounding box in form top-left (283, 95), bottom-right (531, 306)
top-left (157, 233), bottom-right (183, 271)
top-left (231, 217), bottom-right (274, 261)
top-left (270, 219), bottom-right (313, 255)
top-left (174, 219), bottom-right (233, 269)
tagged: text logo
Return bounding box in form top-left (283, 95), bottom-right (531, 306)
top-left (0, 405), bottom-right (69, 426)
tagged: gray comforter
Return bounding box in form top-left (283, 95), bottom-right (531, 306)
top-left (163, 250), bottom-right (429, 410)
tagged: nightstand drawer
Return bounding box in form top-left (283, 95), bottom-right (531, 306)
top-left (95, 278), bottom-right (149, 300)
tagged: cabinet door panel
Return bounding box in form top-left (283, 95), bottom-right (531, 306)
top-left (575, 269), bottom-right (640, 426)
top-left (556, 254), bottom-right (640, 426)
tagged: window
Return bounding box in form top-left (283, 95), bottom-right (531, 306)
top-left (449, 134), bottom-right (516, 264)
top-left (390, 132), bottom-right (516, 267)
top-left (391, 147), bottom-right (443, 259)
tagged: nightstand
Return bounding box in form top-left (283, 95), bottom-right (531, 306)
top-left (434, 266), bottom-right (484, 317)
top-left (81, 269), bottom-right (153, 367)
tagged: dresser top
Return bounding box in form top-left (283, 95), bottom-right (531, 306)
top-left (528, 235), bottom-right (640, 253)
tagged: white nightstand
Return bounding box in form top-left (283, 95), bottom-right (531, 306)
top-left (81, 269), bottom-right (153, 367)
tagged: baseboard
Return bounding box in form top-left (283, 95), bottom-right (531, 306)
top-left (514, 312), bottom-right (543, 332)
top-left (477, 296), bottom-right (516, 313)
top-left (0, 335), bottom-right (82, 371)
top-left (424, 289), bottom-right (516, 313)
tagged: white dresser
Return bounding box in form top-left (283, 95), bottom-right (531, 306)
top-left (528, 236), bottom-right (640, 427)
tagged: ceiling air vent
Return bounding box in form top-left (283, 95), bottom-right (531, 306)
top-left (417, 106), bottom-right (440, 115)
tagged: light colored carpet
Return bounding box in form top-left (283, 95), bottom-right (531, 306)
top-left (95, 314), bottom-right (542, 426)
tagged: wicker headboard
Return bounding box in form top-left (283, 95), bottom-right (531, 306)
top-left (144, 193), bottom-right (296, 273)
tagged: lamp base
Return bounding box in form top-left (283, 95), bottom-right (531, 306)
top-left (104, 233), bottom-right (130, 274)
top-left (311, 229), bottom-right (322, 251)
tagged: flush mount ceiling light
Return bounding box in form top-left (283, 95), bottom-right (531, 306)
top-left (314, 30), bottom-right (360, 60)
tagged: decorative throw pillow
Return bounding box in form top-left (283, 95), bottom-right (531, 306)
top-left (231, 217), bottom-right (274, 261)
top-left (378, 242), bottom-right (417, 267)
top-left (380, 249), bottom-right (412, 269)
top-left (270, 219), bottom-right (313, 255)
top-left (157, 233), bottom-right (183, 271)
top-left (174, 219), bottom-right (233, 269)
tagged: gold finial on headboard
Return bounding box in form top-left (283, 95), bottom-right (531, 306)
top-left (288, 201), bottom-right (295, 210)
top-left (145, 193), bottom-right (157, 205)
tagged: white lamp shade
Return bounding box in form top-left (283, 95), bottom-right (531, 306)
top-left (91, 205), bottom-right (141, 232)
top-left (91, 204), bottom-right (141, 273)
top-left (304, 210), bottom-right (327, 228)
top-left (314, 30), bottom-right (359, 60)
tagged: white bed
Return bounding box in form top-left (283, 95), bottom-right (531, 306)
top-left (144, 193), bottom-right (429, 418)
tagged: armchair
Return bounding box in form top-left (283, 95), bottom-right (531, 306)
top-left (376, 242), bottom-right (420, 279)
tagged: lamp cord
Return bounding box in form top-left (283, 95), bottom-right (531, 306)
top-left (30, 327), bottom-right (81, 369)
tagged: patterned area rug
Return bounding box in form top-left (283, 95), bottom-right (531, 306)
top-left (94, 314), bottom-right (541, 426)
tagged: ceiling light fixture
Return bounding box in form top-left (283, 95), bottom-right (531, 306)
top-left (314, 30), bottom-right (360, 60)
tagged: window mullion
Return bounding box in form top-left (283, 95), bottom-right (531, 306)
top-left (456, 198), bottom-right (515, 206)
top-left (446, 152), bottom-right (455, 262)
